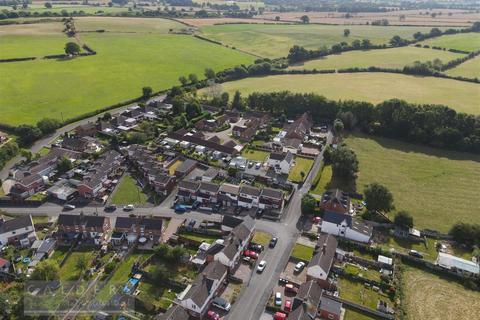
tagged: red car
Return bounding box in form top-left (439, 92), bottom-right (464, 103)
top-left (311, 216), bottom-right (321, 223)
top-left (273, 312), bottom-right (287, 320)
top-left (243, 250), bottom-right (259, 259)
top-left (207, 310), bottom-right (220, 320)
top-left (284, 299), bottom-right (292, 312)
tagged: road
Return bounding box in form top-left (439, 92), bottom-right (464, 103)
top-left (0, 95), bottom-right (166, 182)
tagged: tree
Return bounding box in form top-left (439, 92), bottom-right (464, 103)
top-left (178, 76), bottom-right (188, 86)
top-left (231, 90), bottom-right (244, 111)
top-left (301, 194), bottom-right (316, 215)
top-left (220, 92), bottom-right (229, 107)
top-left (44, 2), bottom-right (52, 8)
top-left (16, 125), bottom-right (42, 146)
top-left (390, 35), bottom-right (407, 47)
top-left (171, 96), bottom-right (185, 115)
top-left (188, 73), bottom-right (198, 84)
top-left (204, 68), bottom-right (215, 79)
top-left (300, 171), bottom-right (305, 181)
top-left (37, 118), bottom-right (60, 135)
top-left (361, 39), bottom-right (372, 48)
top-left (333, 118), bottom-right (344, 136)
top-left (152, 264), bottom-right (168, 284)
top-left (275, 16), bottom-right (280, 21)
top-left (394, 211), bottom-right (414, 228)
top-left (429, 27), bottom-right (442, 37)
top-left (300, 15), bottom-right (309, 23)
top-left (168, 246), bottom-right (188, 264)
top-left (31, 260), bottom-right (59, 281)
top-left (364, 183), bottom-right (394, 213)
top-left (57, 156), bottom-right (73, 173)
top-left (142, 86), bottom-right (152, 99)
top-left (449, 223), bottom-right (480, 247)
top-left (185, 101), bottom-right (201, 120)
top-left (352, 39), bottom-right (361, 49)
top-left (343, 28), bottom-right (350, 37)
top-left (330, 146), bottom-right (358, 181)
top-left (76, 255), bottom-right (89, 272)
top-left (64, 42), bottom-right (80, 55)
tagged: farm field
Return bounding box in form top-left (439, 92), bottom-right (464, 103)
top-left (0, 4), bottom-right (132, 14)
top-left (446, 55), bottom-right (480, 79)
top-left (420, 32), bottom-right (480, 52)
top-left (75, 16), bottom-right (186, 33)
top-left (346, 133), bottom-right (480, 232)
top-left (403, 267), bottom-right (480, 320)
top-left (177, 17), bottom-right (284, 27)
top-left (200, 24), bottom-right (437, 57)
top-left (215, 73), bottom-right (480, 115)
top-left (288, 46), bottom-right (465, 70)
top-left (0, 31), bottom-right (254, 125)
top-left (0, 22), bottom-right (70, 59)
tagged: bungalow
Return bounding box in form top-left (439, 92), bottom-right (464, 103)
top-left (175, 159), bottom-right (197, 178)
top-left (259, 188), bottom-right (284, 211)
top-left (0, 215), bottom-right (37, 249)
top-left (238, 185), bottom-right (261, 209)
top-left (307, 234), bottom-right (338, 288)
top-left (57, 214), bottom-right (111, 245)
top-left (177, 180), bottom-right (200, 202)
top-left (177, 261), bottom-right (227, 318)
top-left (320, 211), bottom-right (372, 243)
top-left (267, 151), bottom-right (294, 175)
top-left (74, 122), bottom-right (97, 137)
top-left (320, 189), bottom-right (351, 215)
top-left (111, 216), bottom-right (163, 245)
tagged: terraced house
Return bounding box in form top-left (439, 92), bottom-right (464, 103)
top-left (111, 216), bottom-right (163, 246)
top-left (56, 214), bottom-right (111, 245)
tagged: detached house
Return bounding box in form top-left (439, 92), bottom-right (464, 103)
top-left (0, 215), bottom-right (37, 249)
top-left (267, 151), bottom-right (294, 175)
top-left (111, 216), bottom-right (163, 245)
top-left (57, 214), bottom-right (111, 245)
top-left (321, 211), bottom-right (372, 243)
top-left (74, 122), bottom-right (97, 137)
top-left (232, 125), bottom-right (257, 142)
top-left (177, 261), bottom-right (227, 318)
top-left (307, 234), bottom-right (337, 288)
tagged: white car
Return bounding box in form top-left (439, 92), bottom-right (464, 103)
top-left (294, 261), bottom-right (306, 272)
top-left (63, 204), bottom-right (75, 210)
top-left (274, 292), bottom-right (282, 306)
top-left (123, 204), bottom-right (135, 211)
top-left (257, 260), bottom-right (267, 273)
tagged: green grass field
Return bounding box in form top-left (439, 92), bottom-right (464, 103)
top-left (446, 55), bottom-right (480, 79)
top-left (110, 175), bottom-right (149, 205)
top-left (75, 16), bottom-right (185, 33)
top-left (0, 23), bottom-right (253, 125)
top-left (200, 24), bottom-right (441, 58)
top-left (0, 4), bottom-right (132, 15)
top-left (289, 46), bottom-right (465, 70)
top-left (59, 250), bottom-right (95, 281)
top-left (241, 148), bottom-right (270, 162)
top-left (420, 32), bottom-right (480, 52)
top-left (288, 156), bottom-right (314, 183)
top-left (215, 73), bottom-right (480, 115)
top-left (0, 22), bottom-right (70, 59)
top-left (346, 133), bottom-right (480, 232)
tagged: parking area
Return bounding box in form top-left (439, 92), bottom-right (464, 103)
top-left (281, 260), bottom-right (307, 285)
top-left (232, 262), bottom-right (252, 282)
top-left (271, 281), bottom-right (298, 313)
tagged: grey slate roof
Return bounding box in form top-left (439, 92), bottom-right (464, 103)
top-left (157, 304), bottom-right (190, 320)
top-left (320, 296), bottom-right (342, 315)
top-left (291, 280), bottom-right (323, 320)
top-left (239, 185), bottom-right (261, 197)
top-left (57, 214), bottom-right (107, 228)
top-left (178, 180), bottom-right (200, 192)
top-left (115, 217), bottom-right (162, 231)
top-left (221, 216), bottom-right (243, 229)
top-left (307, 234), bottom-right (337, 274)
top-left (175, 159), bottom-right (197, 174)
top-left (0, 215), bottom-right (34, 234)
top-left (261, 188), bottom-right (284, 200)
top-left (323, 211), bottom-right (352, 226)
top-left (182, 261), bottom-right (226, 307)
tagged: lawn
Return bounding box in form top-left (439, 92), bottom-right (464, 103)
top-left (0, 27), bottom-right (254, 125)
top-left (378, 236), bottom-right (438, 261)
top-left (420, 32), bottom-right (480, 52)
top-left (200, 23), bottom-right (439, 58)
top-left (168, 160), bottom-right (182, 176)
top-left (110, 175), bottom-right (149, 205)
top-left (58, 250), bottom-right (96, 281)
top-left (178, 231), bottom-right (220, 244)
top-left (344, 263), bottom-right (381, 282)
top-left (402, 266), bottom-right (480, 320)
top-left (252, 231), bottom-right (271, 246)
top-left (446, 55), bottom-right (480, 79)
top-left (310, 164), bottom-right (332, 196)
top-left (241, 148), bottom-right (270, 162)
top-left (291, 243), bottom-right (314, 261)
top-left (346, 133), bottom-right (480, 232)
top-left (337, 277), bottom-right (392, 310)
top-left (289, 46), bottom-right (465, 71)
top-left (215, 72), bottom-right (480, 115)
top-left (344, 309), bottom-right (375, 320)
top-left (0, 22), bottom-right (71, 59)
top-left (288, 156), bottom-right (314, 183)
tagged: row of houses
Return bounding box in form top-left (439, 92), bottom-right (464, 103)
top-left (177, 180), bottom-right (285, 211)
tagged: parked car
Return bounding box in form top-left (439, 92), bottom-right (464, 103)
top-left (249, 243), bottom-right (264, 253)
top-left (207, 310), bottom-right (220, 320)
top-left (104, 205), bottom-right (116, 212)
top-left (294, 261), bottom-right (306, 272)
top-left (278, 278), bottom-right (289, 285)
top-left (274, 292), bottom-right (282, 306)
top-left (257, 260), bottom-right (267, 273)
top-left (174, 204), bottom-right (187, 213)
top-left (63, 204), bottom-right (75, 211)
top-left (284, 299), bottom-right (292, 312)
top-left (409, 250), bottom-right (423, 259)
top-left (212, 297), bottom-right (231, 312)
top-left (123, 204), bottom-right (134, 211)
top-left (269, 237), bottom-right (278, 248)
top-left (243, 250), bottom-right (259, 259)
top-left (273, 312), bottom-right (287, 320)
top-left (285, 283), bottom-right (298, 294)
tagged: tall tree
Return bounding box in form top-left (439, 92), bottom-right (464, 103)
top-left (231, 90), bottom-right (245, 111)
top-left (394, 210), bottom-right (414, 228)
top-left (364, 183), bottom-right (394, 213)
top-left (301, 194), bottom-right (316, 215)
top-left (31, 260), bottom-right (59, 281)
top-left (188, 73), bottom-right (198, 84)
top-left (142, 86), bottom-right (153, 99)
top-left (37, 118), bottom-right (60, 134)
top-left (330, 146), bottom-right (358, 181)
top-left (333, 118), bottom-right (344, 136)
top-left (204, 68), bottom-right (215, 79)
top-left (343, 28), bottom-right (350, 37)
top-left (300, 15), bottom-right (309, 23)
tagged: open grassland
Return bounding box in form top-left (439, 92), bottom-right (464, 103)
top-left (75, 16), bottom-right (186, 33)
top-left (446, 55), bottom-right (480, 79)
top-left (289, 46), bottom-right (465, 70)
top-left (0, 30), bottom-right (253, 125)
top-left (420, 32), bottom-right (480, 52)
top-left (0, 22), bottom-right (69, 59)
top-left (200, 24), bottom-right (437, 57)
top-left (403, 267), bottom-right (480, 320)
top-left (346, 133), bottom-right (480, 232)
top-left (0, 4), bottom-right (132, 14)
top-left (216, 73), bottom-right (480, 115)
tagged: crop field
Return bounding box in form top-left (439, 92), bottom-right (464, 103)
top-left (0, 23), bottom-right (254, 125)
top-left (420, 32), bottom-right (480, 52)
top-left (288, 46), bottom-right (465, 71)
top-left (0, 22), bottom-right (71, 59)
top-left (200, 24), bottom-right (437, 57)
top-left (215, 73), bottom-right (480, 115)
top-left (177, 17), bottom-right (284, 27)
top-left (346, 133), bottom-right (480, 232)
top-left (75, 16), bottom-right (187, 33)
top-left (403, 267), bottom-right (480, 320)
top-left (446, 55), bottom-right (480, 79)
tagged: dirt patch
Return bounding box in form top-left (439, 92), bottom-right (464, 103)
top-left (403, 267), bottom-right (480, 320)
